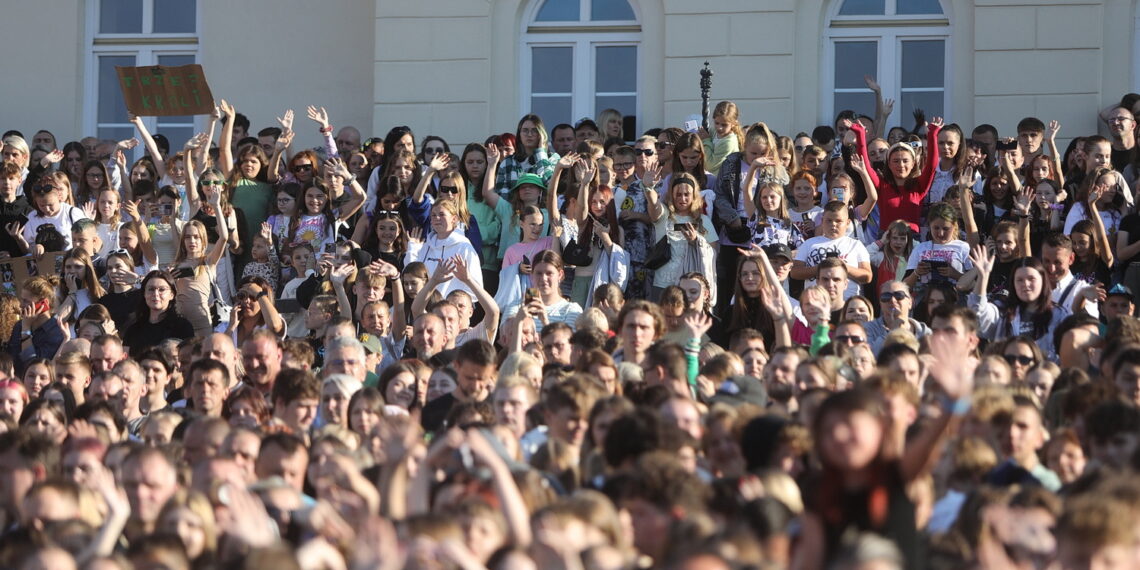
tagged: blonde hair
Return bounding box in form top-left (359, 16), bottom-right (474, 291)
top-left (438, 171), bottom-right (471, 222)
top-left (712, 101), bottom-right (745, 148)
top-left (158, 489), bottom-right (219, 555)
top-left (499, 351), bottom-right (542, 384)
top-left (665, 173), bottom-right (707, 227)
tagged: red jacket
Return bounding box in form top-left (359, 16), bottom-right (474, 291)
top-left (852, 122), bottom-right (941, 232)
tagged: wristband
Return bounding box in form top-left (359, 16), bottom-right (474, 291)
top-left (256, 290), bottom-right (269, 300)
top-left (319, 126), bottom-right (334, 134)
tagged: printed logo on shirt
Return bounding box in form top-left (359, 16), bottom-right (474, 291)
top-left (805, 245), bottom-right (847, 266)
top-left (621, 197), bottom-right (635, 211)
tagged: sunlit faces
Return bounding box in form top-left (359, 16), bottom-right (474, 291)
top-left (520, 211), bottom-right (544, 242)
top-left (620, 309), bottom-right (658, 356)
top-left (820, 208), bottom-right (849, 239)
top-left (868, 139), bottom-right (890, 164)
top-left (463, 150), bottom-right (487, 180)
top-left (1093, 173), bottom-right (1118, 206)
top-left (1085, 141), bottom-right (1112, 172)
top-left (739, 260), bottom-right (763, 295)
top-left (426, 369), bottom-right (457, 402)
top-left (937, 130), bottom-right (960, 160)
top-left (428, 205), bottom-right (458, 236)
top-left (843, 298), bottom-right (873, 323)
top-left (818, 408), bottom-right (883, 471)
top-left (791, 179), bottom-right (815, 208)
top-left (888, 148), bottom-right (915, 180)
top-left (532, 261), bottom-right (562, 296)
top-left (22, 362), bottom-right (52, 399)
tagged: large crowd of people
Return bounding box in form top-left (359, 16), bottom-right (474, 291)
top-left (0, 81), bottom-right (1138, 569)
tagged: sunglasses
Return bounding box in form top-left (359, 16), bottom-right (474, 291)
top-left (201, 179), bottom-right (225, 187)
top-left (424, 147), bottom-right (445, 156)
top-left (438, 185), bottom-right (460, 195)
top-left (880, 291), bottom-right (909, 302)
top-left (655, 142), bottom-right (674, 150)
top-left (633, 149), bottom-right (655, 156)
top-left (292, 164), bottom-right (314, 173)
top-left (835, 335), bottom-right (866, 344)
top-left (375, 210), bottom-right (401, 219)
top-left (613, 162), bottom-right (634, 170)
top-left (32, 185), bottom-right (58, 194)
top-left (1003, 354), bottom-right (1035, 366)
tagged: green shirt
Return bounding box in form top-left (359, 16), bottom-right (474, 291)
top-left (231, 179), bottom-right (273, 244)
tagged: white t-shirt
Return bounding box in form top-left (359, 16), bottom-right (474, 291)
top-left (906, 240), bottom-right (972, 286)
top-left (795, 234), bottom-right (870, 298)
top-left (23, 205), bottom-right (88, 251)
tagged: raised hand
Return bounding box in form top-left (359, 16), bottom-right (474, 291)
top-left (1088, 186), bottom-right (1102, 209)
top-left (325, 157), bottom-right (351, 179)
top-left (1045, 120), bottom-right (1061, 141)
top-left (185, 132), bottom-right (208, 151)
top-left (970, 243), bottom-right (994, 277)
top-left (83, 200), bottom-right (97, 220)
top-left (116, 137), bottom-right (140, 151)
top-left (642, 163), bottom-right (663, 189)
top-left (750, 156), bottom-right (775, 170)
top-left (367, 260), bottom-right (399, 279)
top-left (259, 221), bottom-right (273, 241)
top-left (276, 109), bottom-right (295, 131)
top-left (882, 98), bottom-right (895, 116)
top-left (427, 153), bottom-right (449, 173)
top-left (407, 226), bottom-right (423, 244)
top-left (307, 105), bottom-right (331, 129)
top-left (330, 263), bottom-right (355, 285)
top-left (42, 149), bottom-right (63, 166)
top-left (429, 257), bottom-right (457, 284)
top-left (276, 129), bottom-right (295, 151)
top-left (123, 199), bottom-right (142, 222)
top-left (929, 116), bottom-right (945, 129)
top-left (683, 311), bottom-right (713, 340)
top-left (849, 153), bottom-right (866, 173)
top-left (1013, 186), bottom-right (1035, 217)
top-left (485, 143), bottom-right (501, 164)
top-left (218, 99), bottom-right (235, 118)
top-left (863, 74), bottom-right (882, 93)
top-left (113, 150), bottom-right (127, 171)
top-left (450, 254), bottom-right (471, 283)
top-left (557, 152), bottom-right (578, 170)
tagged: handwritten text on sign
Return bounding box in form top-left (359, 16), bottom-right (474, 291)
top-left (116, 64), bottom-right (215, 116)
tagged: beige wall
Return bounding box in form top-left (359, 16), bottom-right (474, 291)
top-left (0, 1), bottom-right (86, 140)
top-left (972, 0), bottom-right (1119, 140)
top-left (199, 0), bottom-right (375, 150)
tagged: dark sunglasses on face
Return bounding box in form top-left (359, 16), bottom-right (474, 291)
top-left (424, 147), bottom-right (444, 156)
top-left (835, 335), bottom-right (865, 344)
top-left (655, 142), bottom-right (674, 150)
top-left (376, 210), bottom-right (400, 219)
top-left (1003, 354), bottom-right (1035, 366)
top-left (880, 291), bottom-right (909, 302)
top-left (633, 149), bottom-right (655, 156)
top-left (292, 164), bottom-right (314, 173)
top-left (201, 179), bottom-right (224, 187)
top-left (438, 185), bottom-right (460, 195)
top-left (613, 162), bottom-right (634, 170)
top-left (32, 185), bottom-right (57, 194)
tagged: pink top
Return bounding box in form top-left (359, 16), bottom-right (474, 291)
top-left (502, 236), bottom-right (555, 268)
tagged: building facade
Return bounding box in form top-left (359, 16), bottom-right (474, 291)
top-left (1, 0), bottom-right (1136, 153)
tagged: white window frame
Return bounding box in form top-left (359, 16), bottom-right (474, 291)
top-left (83, 0), bottom-right (200, 158)
top-left (522, 0), bottom-right (641, 130)
top-left (823, 0), bottom-right (951, 126)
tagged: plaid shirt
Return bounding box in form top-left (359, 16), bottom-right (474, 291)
top-left (494, 148), bottom-right (560, 196)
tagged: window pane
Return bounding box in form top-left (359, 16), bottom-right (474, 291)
top-left (156, 55), bottom-right (197, 124)
top-left (897, 0), bottom-right (944, 15)
top-left (531, 97), bottom-right (572, 128)
top-left (100, 0), bottom-right (143, 33)
top-left (901, 40), bottom-right (944, 88)
top-left (591, 0), bottom-right (635, 21)
top-left (99, 55), bottom-right (135, 124)
top-left (97, 127), bottom-right (136, 146)
top-left (153, 126), bottom-right (193, 153)
top-left (594, 95), bottom-right (636, 132)
top-left (595, 46), bottom-right (636, 93)
top-left (532, 47), bottom-right (573, 93)
top-left (535, 0), bottom-right (579, 22)
top-left (900, 91), bottom-right (944, 121)
top-left (838, 0), bottom-right (885, 16)
top-left (834, 92), bottom-right (877, 121)
top-left (154, 0), bottom-right (196, 33)
top-left (834, 41), bottom-right (876, 89)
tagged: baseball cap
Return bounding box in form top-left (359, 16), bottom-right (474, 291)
top-left (358, 333), bottom-right (383, 355)
top-left (710, 375), bottom-right (768, 408)
top-left (763, 243), bottom-right (793, 262)
top-left (511, 173), bottom-right (547, 192)
top-left (1107, 283), bottom-right (1134, 300)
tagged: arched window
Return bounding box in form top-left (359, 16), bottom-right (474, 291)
top-left (522, 0), bottom-right (640, 132)
top-left (825, 0), bottom-right (950, 127)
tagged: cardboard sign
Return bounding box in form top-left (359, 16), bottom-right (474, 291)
top-left (116, 64), bottom-right (215, 116)
top-left (0, 252), bottom-right (65, 296)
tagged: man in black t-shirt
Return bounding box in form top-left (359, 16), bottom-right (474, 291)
top-left (0, 161), bottom-right (30, 258)
top-left (1104, 106), bottom-right (1138, 171)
